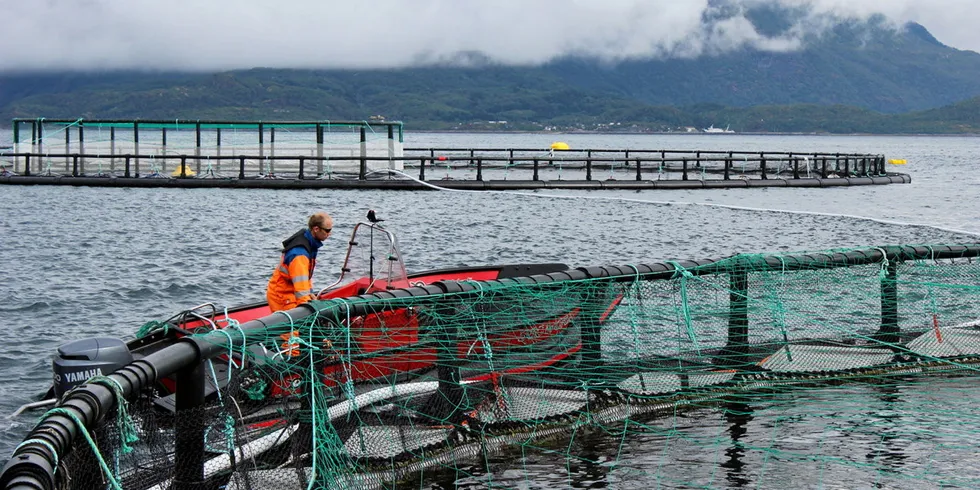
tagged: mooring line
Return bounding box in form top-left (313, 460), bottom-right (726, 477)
top-left (374, 169), bottom-right (980, 238)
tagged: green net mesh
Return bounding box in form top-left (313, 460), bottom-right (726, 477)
top-left (21, 244), bottom-right (980, 489)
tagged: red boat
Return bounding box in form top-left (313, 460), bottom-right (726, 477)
top-left (46, 213), bottom-right (623, 410)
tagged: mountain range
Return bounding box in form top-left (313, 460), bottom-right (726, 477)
top-left (4, 6), bottom-right (980, 133)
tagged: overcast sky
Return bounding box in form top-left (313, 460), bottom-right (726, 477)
top-left (3, 0), bottom-right (979, 72)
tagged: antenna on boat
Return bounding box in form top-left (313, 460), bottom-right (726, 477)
top-left (366, 210), bottom-right (384, 283)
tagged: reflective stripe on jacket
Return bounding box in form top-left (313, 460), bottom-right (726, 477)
top-left (266, 229), bottom-right (323, 312)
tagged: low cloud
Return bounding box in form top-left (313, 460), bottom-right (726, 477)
top-left (1, 0), bottom-right (975, 72)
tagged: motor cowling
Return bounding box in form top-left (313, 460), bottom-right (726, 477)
top-left (52, 337), bottom-right (133, 399)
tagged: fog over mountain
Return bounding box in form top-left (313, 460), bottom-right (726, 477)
top-left (3, 0), bottom-right (980, 72)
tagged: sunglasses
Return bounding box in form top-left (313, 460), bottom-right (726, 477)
top-left (318, 226), bottom-right (332, 233)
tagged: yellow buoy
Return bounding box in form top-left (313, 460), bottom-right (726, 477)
top-left (171, 164), bottom-right (197, 177)
top-left (888, 159), bottom-right (907, 165)
top-left (550, 142), bottom-right (570, 151)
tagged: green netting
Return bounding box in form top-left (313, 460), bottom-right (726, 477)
top-left (19, 244), bottom-right (980, 489)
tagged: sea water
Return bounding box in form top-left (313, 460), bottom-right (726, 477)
top-left (1, 130), bottom-right (979, 488)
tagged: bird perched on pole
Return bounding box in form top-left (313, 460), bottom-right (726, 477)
top-left (367, 209), bottom-right (384, 223)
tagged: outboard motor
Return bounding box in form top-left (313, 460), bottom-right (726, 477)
top-left (52, 337), bottom-right (133, 399)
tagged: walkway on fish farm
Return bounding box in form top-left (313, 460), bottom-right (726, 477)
top-left (0, 149), bottom-right (910, 190)
top-left (0, 118), bottom-right (910, 189)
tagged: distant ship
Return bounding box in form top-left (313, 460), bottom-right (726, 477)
top-left (703, 124), bottom-right (735, 133)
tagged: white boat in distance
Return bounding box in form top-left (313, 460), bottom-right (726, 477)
top-left (703, 124), bottom-right (735, 133)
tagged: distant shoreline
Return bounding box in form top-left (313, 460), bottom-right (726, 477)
top-left (0, 126), bottom-right (977, 137)
top-left (405, 129), bottom-right (980, 137)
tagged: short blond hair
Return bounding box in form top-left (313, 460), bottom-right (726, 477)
top-left (308, 212), bottom-right (333, 230)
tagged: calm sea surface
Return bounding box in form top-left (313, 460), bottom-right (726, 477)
top-left (1, 130), bottom-right (979, 488)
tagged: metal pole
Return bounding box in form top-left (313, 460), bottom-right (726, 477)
top-left (78, 124), bottom-right (85, 175)
top-left (359, 126), bottom-right (367, 179)
top-left (877, 259), bottom-right (899, 345)
top-left (195, 122), bottom-right (202, 175)
top-left (12, 121), bottom-right (19, 172)
top-left (269, 126), bottom-right (275, 176)
top-left (316, 123), bottom-right (324, 176)
top-left (110, 127), bottom-right (116, 173)
top-left (64, 124), bottom-right (70, 173)
top-left (134, 121), bottom-right (140, 175)
top-left (718, 268), bottom-right (749, 367)
top-left (387, 124), bottom-right (395, 169)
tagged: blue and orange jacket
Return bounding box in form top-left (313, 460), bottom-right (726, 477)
top-left (266, 229), bottom-right (324, 312)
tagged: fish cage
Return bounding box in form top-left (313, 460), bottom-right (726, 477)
top-left (3, 244), bottom-right (980, 489)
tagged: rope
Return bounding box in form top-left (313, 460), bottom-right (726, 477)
top-left (38, 407), bottom-right (123, 489)
top-left (372, 169), bottom-right (980, 238)
top-left (666, 261), bottom-right (700, 356)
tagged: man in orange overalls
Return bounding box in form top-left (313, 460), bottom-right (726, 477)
top-left (266, 212), bottom-right (333, 311)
